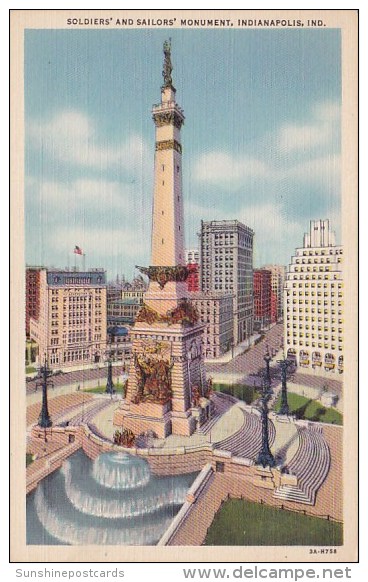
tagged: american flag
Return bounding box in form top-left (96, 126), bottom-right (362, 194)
top-left (74, 245), bottom-right (83, 255)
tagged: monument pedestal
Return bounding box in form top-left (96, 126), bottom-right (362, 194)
top-left (113, 318), bottom-right (206, 439)
top-left (170, 410), bottom-right (197, 436)
top-left (115, 401), bottom-right (172, 439)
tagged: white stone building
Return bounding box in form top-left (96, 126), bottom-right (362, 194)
top-left (284, 220), bottom-right (343, 374)
top-left (30, 268), bottom-right (107, 369)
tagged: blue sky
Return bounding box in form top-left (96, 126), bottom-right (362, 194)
top-left (25, 28), bottom-right (341, 279)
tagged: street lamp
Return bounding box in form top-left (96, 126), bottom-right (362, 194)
top-left (263, 349), bottom-right (272, 390)
top-left (277, 355), bottom-right (291, 416)
top-left (105, 337), bottom-right (116, 396)
top-left (105, 357), bottom-right (115, 396)
top-left (256, 393), bottom-right (276, 468)
top-left (36, 358), bottom-right (53, 430)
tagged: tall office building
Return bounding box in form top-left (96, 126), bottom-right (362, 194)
top-left (29, 268), bottom-right (107, 369)
top-left (284, 219), bottom-right (343, 374)
top-left (253, 269), bottom-right (271, 330)
top-left (200, 220), bottom-right (254, 344)
top-left (260, 264), bottom-right (286, 322)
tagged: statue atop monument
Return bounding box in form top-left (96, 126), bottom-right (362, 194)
top-left (162, 39), bottom-right (173, 88)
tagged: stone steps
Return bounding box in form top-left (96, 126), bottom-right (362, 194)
top-left (273, 485), bottom-right (313, 505)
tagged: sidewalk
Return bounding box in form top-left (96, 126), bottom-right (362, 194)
top-left (26, 360), bottom-right (124, 378)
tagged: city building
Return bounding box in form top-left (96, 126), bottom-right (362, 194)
top-left (26, 266), bottom-right (43, 337)
top-left (115, 42), bottom-right (208, 437)
top-left (107, 325), bottom-right (131, 367)
top-left (190, 292), bottom-right (234, 359)
top-left (253, 269), bottom-right (271, 331)
top-left (200, 219), bottom-right (254, 345)
top-left (29, 268), bottom-right (107, 369)
top-left (107, 295), bottom-right (144, 327)
top-left (284, 219), bottom-right (343, 374)
top-left (185, 248), bottom-right (200, 264)
top-left (106, 284), bottom-right (122, 303)
top-left (185, 248), bottom-right (200, 292)
top-left (186, 263), bottom-right (200, 292)
top-left (106, 282), bottom-right (146, 362)
top-left (260, 264), bottom-right (286, 323)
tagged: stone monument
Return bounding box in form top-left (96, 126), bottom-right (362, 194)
top-left (114, 42), bottom-right (208, 438)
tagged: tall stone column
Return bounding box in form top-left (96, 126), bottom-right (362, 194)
top-left (114, 41), bottom-right (207, 438)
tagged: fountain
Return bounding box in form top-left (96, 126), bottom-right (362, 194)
top-left (92, 452), bottom-right (151, 490)
top-left (26, 450), bottom-right (198, 546)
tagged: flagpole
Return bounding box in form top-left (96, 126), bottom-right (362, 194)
top-left (83, 253), bottom-right (86, 272)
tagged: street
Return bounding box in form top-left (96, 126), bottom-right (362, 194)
top-left (26, 323), bottom-right (342, 399)
top-left (206, 323), bottom-right (343, 397)
top-left (26, 364), bottom-right (126, 394)
top-left (206, 323), bottom-right (284, 385)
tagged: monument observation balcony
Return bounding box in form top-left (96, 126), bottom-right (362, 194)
top-left (152, 101), bottom-right (185, 118)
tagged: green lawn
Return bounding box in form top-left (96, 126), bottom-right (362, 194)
top-left (273, 392), bottom-right (343, 425)
top-left (82, 383), bottom-right (125, 395)
top-left (213, 383), bottom-right (261, 405)
top-left (26, 453), bottom-right (34, 467)
top-left (204, 499), bottom-right (343, 546)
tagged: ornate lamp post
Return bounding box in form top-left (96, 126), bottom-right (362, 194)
top-left (105, 337), bottom-right (115, 395)
top-left (263, 348), bottom-right (273, 394)
top-left (256, 365), bottom-right (276, 468)
top-left (256, 393), bottom-right (276, 468)
top-left (277, 356), bottom-right (291, 415)
top-left (36, 359), bottom-right (53, 429)
top-left (105, 357), bottom-right (115, 395)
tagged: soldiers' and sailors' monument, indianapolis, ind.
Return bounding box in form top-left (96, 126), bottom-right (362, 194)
top-left (114, 41), bottom-right (211, 438)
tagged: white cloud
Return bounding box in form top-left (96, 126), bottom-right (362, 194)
top-left (286, 154), bottom-right (341, 195)
top-left (278, 123), bottom-right (332, 153)
top-left (28, 110), bottom-right (150, 172)
top-left (194, 152), bottom-right (270, 185)
top-left (193, 149), bottom-right (340, 195)
top-left (193, 99), bottom-right (341, 189)
top-left (277, 100), bottom-right (340, 153)
top-left (36, 179), bottom-right (134, 213)
top-left (313, 100), bottom-right (341, 122)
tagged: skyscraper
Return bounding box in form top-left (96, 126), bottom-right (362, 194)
top-left (200, 219), bottom-right (254, 344)
top-left (284, 219), bottom-right (343, 374)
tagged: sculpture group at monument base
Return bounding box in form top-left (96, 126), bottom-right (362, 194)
top-left (114, 402), bottom-right (197, 438)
